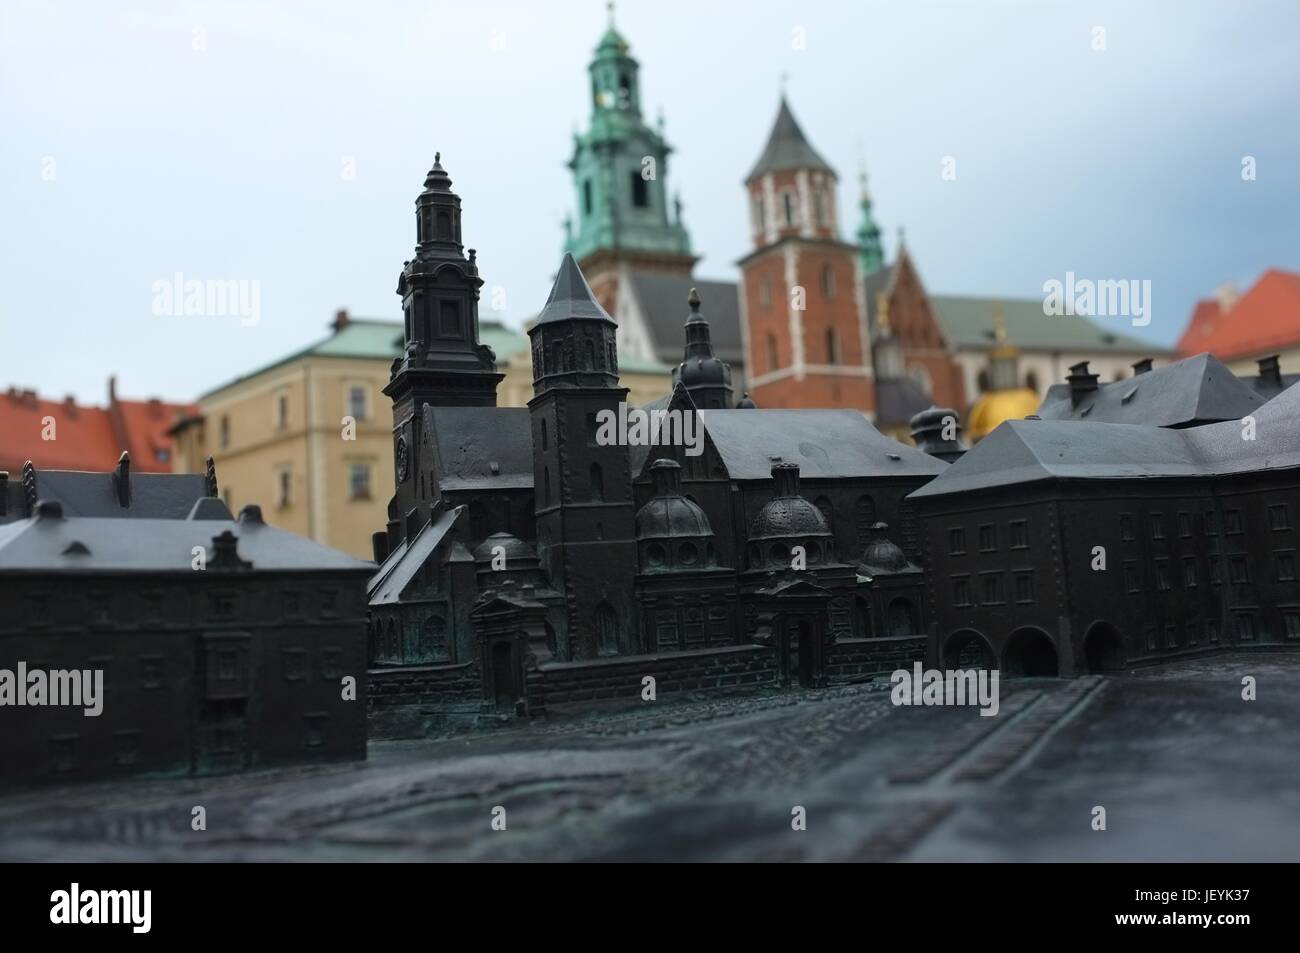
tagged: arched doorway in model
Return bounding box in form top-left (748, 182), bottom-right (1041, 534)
top-left (943, 629), bottom-right (996, 670)
top-left (1084, 622), bottom-right (1127, 673)
top-left (1002, 627), bottom-right (1060, 677)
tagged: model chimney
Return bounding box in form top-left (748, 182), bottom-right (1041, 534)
top-left (1257, 355), bottom-right (1283, 388)
top-left (771, 462), bottom-right (801, 498)
top-left (333, 309), bottom-right (350, 332)
top-left (1131, 358), bottom-right (1154, 375)
top-left (1066, 361), bottom-right (1100, 406)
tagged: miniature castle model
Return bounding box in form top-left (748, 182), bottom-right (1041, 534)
top-left (366, 152), bottom-right (1300, 729)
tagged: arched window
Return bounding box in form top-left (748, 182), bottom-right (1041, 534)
top-left (584, 338), bottom-right (596, 370)
top-left (753, 194), bottom-right (765, 232)
top-left (813, 189), bottom-right (826, 227)
top-left (825, 327), bottom-right (840, 364)
top-left (417, 616), bottom-right (448, 663)
top-left (782, 191), bottom-right (797, 227)
top-left (540, 419), bottom-right (548, 451)
top-left (821, 263), bottom-right (836, 299)
top-left (589, 462), bottom-right (604, 502)
top-left (596, 603), bottom-right (619, 656)
top-left (766, 333), bottom-right (779, 371)
top-left (582, 180), bottom-right (593, 214)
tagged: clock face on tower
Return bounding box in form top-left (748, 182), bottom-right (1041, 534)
top-left (396, 436), bottom-right (410, 482)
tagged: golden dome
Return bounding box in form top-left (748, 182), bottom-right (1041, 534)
top-left (966, 388), bottom-right (1040, 442)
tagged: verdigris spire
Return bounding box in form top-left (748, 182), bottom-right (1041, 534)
top-left (564, 9), bottom-right (692, 264)
top-left (857, 165), bottom-right (884, 275)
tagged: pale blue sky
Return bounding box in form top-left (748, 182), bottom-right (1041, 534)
top-left (2, 0), bottom-right (1297, 404)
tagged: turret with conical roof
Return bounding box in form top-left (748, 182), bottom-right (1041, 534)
top-left (744, 95), bottom-right (840, 247)
top-left (527, 252), bottom-right (637, 660)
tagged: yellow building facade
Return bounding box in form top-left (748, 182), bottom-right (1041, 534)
top-left (174, 312), bottom-right (672, 559)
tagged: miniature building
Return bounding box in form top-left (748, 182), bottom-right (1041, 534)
top-left (0, 458), bottom-right (373, 788)
top-left (367, 162), bottom-right (947, 726)
top-left (1037, 352), bottom-right (1264, 428)
top-left (912, 381), bottom-right (1300, 676)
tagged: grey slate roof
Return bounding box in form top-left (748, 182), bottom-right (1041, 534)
top-left (428, 406), bottom-right (534, 491)
top-left (911, 379), bottom-right (1300, 499)
top-left (0, 511), bottom-right (374, 573)
top-left (368, 505), bottom-right (462, 605)
top-left (533, 253), bottom-right (616, 326)
top-left (1036, 353), bottom-right (1264, 427)
top-left (875, 377), bottom-right (933, 429)
top-left (627, 272), bottom-right (745, 367)
top-left (697, 409), bottom-right (947, 481)
top-left (1, 469), bottom-right (209, 524)
top-left (747, 97), bottom-right (835, 180)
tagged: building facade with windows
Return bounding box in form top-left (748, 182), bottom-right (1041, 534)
top-left (912, 382), bottom-right (1300, 676)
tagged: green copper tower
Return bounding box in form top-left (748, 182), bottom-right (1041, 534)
top-left (856, 166), bottom-right (885, 276)
top-left (564, 5), bottom-right (693, 268)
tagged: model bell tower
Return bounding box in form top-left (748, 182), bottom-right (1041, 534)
top-left (384, 154), bottom-right (504, 542)
top-left (528, 253), bottom-right (638, 660)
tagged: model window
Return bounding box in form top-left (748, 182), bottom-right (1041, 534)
top-left (948, 527), bottom-right (966, 555)
top-left (1270, 504), bottom-right (1290, 531)
top-left (1277, 551), bottom-right (1296, 582)
top-left (1009, 519), bottom-right (1028, 549)
top-left (1225, 509), bottom-right (1243, 535)
top-left (953, 575), bottom-right (972, 606)
top-left (1120, 513), bottom-right (1134, 541)
top-left (978, 524), bottom-right (996, 552)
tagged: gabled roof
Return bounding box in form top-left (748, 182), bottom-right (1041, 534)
top-left (625, 272), bottom-right (744, 367)
top-left (427, 406), bottom-right (533, 491)
top-left (912, 382), bottom-right (1300, 499)
top-left (697, 409), bottom-right (947, 481)
top-left (1036, 353), bottom-right (1263, 427)
top-left (1176, 269), bottom-right (1300, 361)
top-left (368, 505), bottom-right (462, 605)
top-left (0, 511), bottom-right (373, 574)
top-left (1, 468), bottom-right (210, 524)
top-left (747, 96), bottom-right (835, 181)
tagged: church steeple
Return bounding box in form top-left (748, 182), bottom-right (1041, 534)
top-left (672, 287), bottom-right (734, 409)
top-left (564, 8), bottom-right (692, 272)
top-left (856, 165), bottom-right (884, 275)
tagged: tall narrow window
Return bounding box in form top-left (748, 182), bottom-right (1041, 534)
top-left (782, 191), bottom-right (797, 227)
top-left (825, 327), bottom-right (840, 364)
top-left (582, 180), bottom-right (593, 215)
top-left (821, 263), bottom-right (836, 299)
top-left (589, 463), bottom-right (604, 502)
top-left (766, 333), bottom-right (779, 370)
top-left (753, 194), bottom-right (765, 232)
top-left (220, 415), bottom-right (230, 449)
top-left (630, 171), bottom-right (649, 208)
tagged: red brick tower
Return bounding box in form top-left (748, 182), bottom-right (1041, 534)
top-left (737, 97), bottom-right (873, 412)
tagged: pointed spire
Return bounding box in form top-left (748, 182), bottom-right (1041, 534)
top-left (533, 253), bottom-right (617, 326)
top-left (747, 95), bottom-right (834, 181)
top-left (857, 157), bottom-right (884, 275)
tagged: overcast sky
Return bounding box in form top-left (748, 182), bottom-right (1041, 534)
top-left (2, 0), bottom-right (1297, 405)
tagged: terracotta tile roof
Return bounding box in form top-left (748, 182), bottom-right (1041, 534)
top-left (1177, 268), bottom-right (1300, 361)
top-left (0, 382), bottom-right (195, 474)
top-left (1175, 298), bottom-right (1222, 356)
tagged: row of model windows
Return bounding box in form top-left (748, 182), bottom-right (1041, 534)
top-left (18, 588), bottom-right (347, 627)
top-left (1120, 504), bottom-right (1290, 542)
top-left (11, 647), bottom-right (339, 693)
top-left (1123, 551), bottom-right (1297, 592)
top-left (756, 265), bottom-right (840, 311)
top-left (948, 519), bottom-right (1030, 556)
top-left (952, 570), bottom-right (1036, 607)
